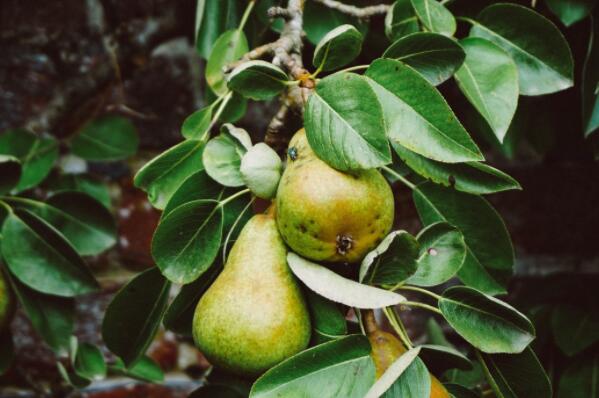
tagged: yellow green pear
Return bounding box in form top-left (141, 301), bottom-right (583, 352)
top-left (0, 269), bottom-right (15, 331)
top-left (276, 129), bottom-right (395, 263)
top-left (192, 211), bottom-right (311, 376)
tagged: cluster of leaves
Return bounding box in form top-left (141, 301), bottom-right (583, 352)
top-left (0, 116), bottom-right (152, 386)
top-left (97, 1), bottom-right (590, 398)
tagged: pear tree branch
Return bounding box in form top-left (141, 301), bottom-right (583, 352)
top-left (311, 0), bottom-right (390, 18)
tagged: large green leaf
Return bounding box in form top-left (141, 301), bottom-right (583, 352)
top-left (313, 24), bottom-right (363, 72)
top-left (413, 182), bottom-right (514, 295)
top-left (419, 344), bottom-right (473, 374)
top-left (240, 143), bottom-right (283, 199)
top-left (558, 354), bottom-right (599, 398)
top-left (9, 276), bottom-right (74, 354)
top-left (134, 139), bottom-right (205, 209)
top-left (163, 261), bottom-right (221, 336)
top-left (102, 267), bottom-right (171, 367)
top-left (227, 61), bottom-right (288, 100)
top-left (392, 142), bottom-right (520, 195)
top-left (203, 132), bottom-right (247, 187)
top-left (206, 29), bottom-right (249, 95)
top-left (45, 173), bottom-right (111, 209)
top-left (410, 0), bottom-right (456, 36)
top-left (381, 357), bottom-right (431, 398)
top-left (454, 37), bottom-right (519, 142)
top-left (407, 222), bottom-right (466, 287)
top-left (288, 253), bottom-right (405, 309)
top-left (364, 347), bottom-right (422, 398)
top-left (182, 104), bottom-right (213, 141)
top-left (71, 339), bottom-right (107, 381)
top-left (306, 290), bottom-right (347, 344)
top-left (110, 356), bottom-right (164, 383)
top-left (583, 14), bottom-right (599, 137)
top-left (0, 129), bottom-right (58, 192)
top-left (359, 230), bottom-right (419, 285)
top-left (152, 200), bottom-right (223, 284)
top-left (1, 209), bottom-right (98, 297)
top-left (250, 335), bottom-right (375, 398)
top-left (195, 0), bottom-right (242, 59)
top-left (0, 155), bottom-right (21, 194)
top-left (6, 192), bottom-right (116, 256)
top-left (385, 0), bottom-right (419, 42)
top-left (303, 1), bottom-right (368, 45)
top-left (439, 286), bottom-right (535, 354)
top-left (480, 347), bottom-right (552, 398)
top-left (162, 169), bottom-right (223, 218)
top-left (70, 116), bottom-right (138, 161)
top-left (384, 32), bottom-right (465, 85)
top-left (469, 3), bottom-right (574, 96)
top-left (305, 72), bottom-right (391, 171)
top-left (551, 304), bottom-right (599, 356)
top-left (546, 0), bottom-right (595, 26)
top-left (365, 59), bottom-right (483, 163)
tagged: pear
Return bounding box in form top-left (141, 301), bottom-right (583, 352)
top-left (192, 211), bottom-right (311, 376)
top-left (366, 311), bottom-right (450, 398)
top-left (276, 129), bottom-right (394, 263)
top-left (0, 269), bottom-right (14, 331)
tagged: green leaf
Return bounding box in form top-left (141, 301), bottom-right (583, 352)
top-left (205, 29), bottom-right (249, 95)
top-left (1, 209), bottom-right (98, 297)
top-left (110, 356), bottom-right (165, 383)
top-left (134, 139), bottom-right (205, 209)
top-left (288, 253), bottom-right (405, 309)
top-left (551, 304), bottom-right (599, 356)
top-left (228, 61), bottom-right (288, 100)
top-left (71, 116), bottom-right (138, 161)
top-left (469, 3), bottom-right (574, 96)
top-left (162, 170), bottom-right (223, 218)
top-left (203, 131), bottom-right (248, 187)
top-left (479, 347), bottom-right (552, 398)
top-left (364, 347), bottom-right (422, 398)
top-left (0, 129), bottom-right (58, 192)
top-left (381, 356), bottom-right (431, 398)
top-left (313, 24), bottom-right (363, 72)
top-left (152, 200), bottom-right (223, 284)
top-left (57, 361), bottom-right (91, 388)
top-left (45, 173), bottom-right (111, 209)
top-left (7, 192), bottom-right (116, 256)
top-left (306, 290), bottom-right (347, 344)
top-left (0, 155), bottom-right (21, 194)
top-left (182, 105), bottom-right (213, 140)
top-left (303, 1), bottom-right (368, 45)
top-left (419, 344), bottom-right (473, 374)
top-left (413, 182), bottom-right (513, 295)
top-left (9, 276), bottom-right (74, 354)
top-left (305, 72), bottom-right (391, 171)
top-left (384, 32), bottom-right (465, 85)
top-left (163, 260), bottom-right (221, 336)
top-left (219, 92), bottom-right (248, 123)
top-left (102, 267), bottom-right (171, 367)
top-left (444, 383), bottom-right (481, 398)
top-left (426, 317), bottom-right (453, 347)
top-left (454, 37), bottom-right (519, 142)
top-left (392, 142), bottom-right (521, 195)
top-left (72, 339), bottom-right (107, 380)
top-left (240, 143), bottom-right (283, 199)
top-left (0, 330), bottom-right (14, 375)
top-left (546, 0), bottom-right (595, 26)
top-left (583, 14), bottom-right (599, 137)
top-left (195, 0), bottom-right (242, 59)
top-left (439, 286), bottom-right (535, 354)
top-left (558, 354), bottom-right (599, 398)
top-left (359, 230), bottom-right (419, 285)
top-left (385, 0), bottom-right (419, 42)
top-left (365, 59), bottom-right (483, 163)
top-left (250, 335), bottom-right (375, 398)
top-left (410, 0), bottom-right (456, 36)
top-left (407, 222), bottom-right (466, 287)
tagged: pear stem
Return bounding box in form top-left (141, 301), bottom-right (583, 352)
top-left (383, 307), bottom-right (412, 349)
top-left (364, 309), bottom-right (378, 334)
top-left (396, 285), bottom-right (442, 301)
top-left (401, 301), bottom-right (443, 315)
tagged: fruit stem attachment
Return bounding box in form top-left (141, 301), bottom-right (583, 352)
top-left (218, 188), bottom-right (251, 208)
top-left (401, 301), bottom-right (443, 315)
top-left (383, 307), bottom-right (413, 349)
top-left (396, 285), bottom-right (442, 301)
top-left (381, 166), bottom-right (416, 190)
top-left (363, 309), bottom-right (378, 334)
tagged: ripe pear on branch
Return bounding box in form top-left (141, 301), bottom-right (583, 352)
top-left (192, 210), bottom-right (311, 376)
top-left (276, 129), bottom-right (395, 264)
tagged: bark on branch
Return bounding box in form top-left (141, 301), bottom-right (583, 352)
top-left (311, 0), bottom-right (390, 18)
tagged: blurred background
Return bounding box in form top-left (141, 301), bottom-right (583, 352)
top-left (0, 0), bottom-right (597, 396)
